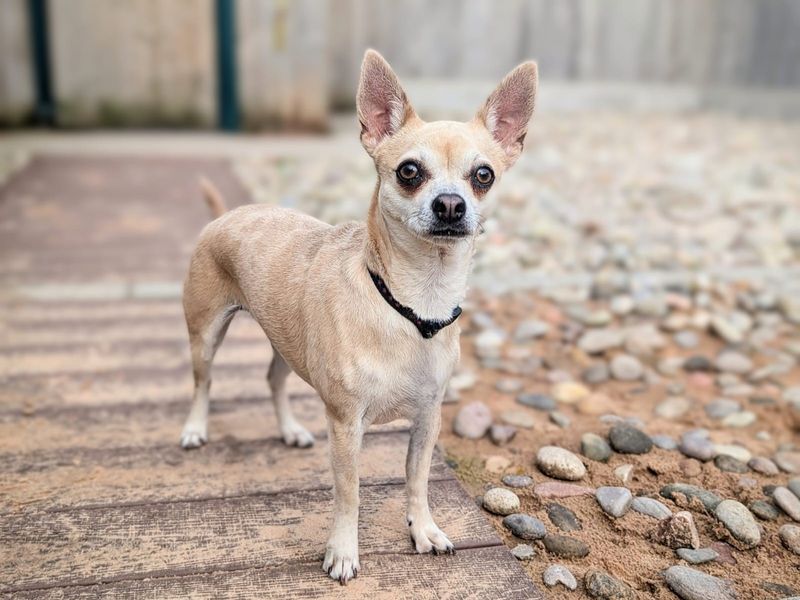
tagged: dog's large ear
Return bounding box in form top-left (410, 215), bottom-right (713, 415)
top-left (476, 62), bottom-right (538, 166)
top-left (357, 50), bottom-right (415, 155)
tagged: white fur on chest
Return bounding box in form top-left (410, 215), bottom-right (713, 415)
top-left (343, 331), bottom-right (458, 425)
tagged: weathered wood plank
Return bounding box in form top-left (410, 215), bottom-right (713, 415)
top-left (0, 392), bottom-right (411, 454)
top-left (0, 426), bottom-right (434, 513)
top-left (0, 362), bottom-right (316, 412)
top-left (0, 478), bottom-right (491, 592)
top-left (6, 545), bottom-right (542, 600)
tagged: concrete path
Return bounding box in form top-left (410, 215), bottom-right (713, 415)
top-left (0, 156), bottom-right (543, 599)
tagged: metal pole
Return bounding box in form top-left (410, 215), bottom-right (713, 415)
top-left (215, 0), bottom-right (240, 131)
top-left (27, 0), bottom-right (55, 125)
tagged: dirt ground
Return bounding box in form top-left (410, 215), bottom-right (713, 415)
top-left (440, 291), bottom-right (800, 599)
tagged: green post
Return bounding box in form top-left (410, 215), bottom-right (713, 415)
top-left (215, 0), bottom-right (240, 131)
top-left (28, 0), bottom-right (55, 125)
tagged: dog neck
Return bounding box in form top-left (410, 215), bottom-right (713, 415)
top-left (365, 191), bottom-right (474, 322)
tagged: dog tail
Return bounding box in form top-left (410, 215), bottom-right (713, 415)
top-left (199, 177), bottom-right (228, 219)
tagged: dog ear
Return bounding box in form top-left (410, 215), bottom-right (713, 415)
top-left (357, 50), bottom-right (416, 155)
top-left (476, 61), bottom-right (538, 166)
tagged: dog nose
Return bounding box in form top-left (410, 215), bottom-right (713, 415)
top-left (432, 194), bottom-right (466, 223)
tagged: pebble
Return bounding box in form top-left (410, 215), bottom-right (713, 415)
top-left (631, 496), bottom-right (672, 520)
top-left (780, 524), bottom-right (800, 555)
top-left (482, 487), bottom-right (520, 516)
top-left (489, 424), bottom-right (517, 445)
top-left (495, 378), bottom-right (523, 393)
top-left (536, 446), bottom-right (587, 481)
top-left (511, 543), bottom-right (535, 560)
top-left (535, 482), bottom-right (595, 498)
top-left (485, 455), bottom-right (511, 474)
top-left (611, 295), bottom-right (634, 315)
top-left (652, 434), bottom-right (678, 450)
top-left (655, 511), bottom-right (700, 549)
top-left (679, 435), bottom-right (715, 462)
top-left (705, 398), bottom-right (741, 419)
top-left (774, 486), bottom-right (800, 521)
top-left (448, 370), bottom-right (476, 392)
top-left (514, 319), bottom-right (549, 341)
top-left (552, 382), bottom-right (590, 404)
top-left (614, 464), bottom-right (634, 485)
top-left (502, 513), bottom-right (546, 540)
top-left (655, 397), bottom-right (691, 420)
top-left (674, 330), bottom-right (699, 348)
top-left (790, 478), bottom-right (800, 497)
top-left (596, 487), bottom-right (633, 518)
top-left (775, 451), bottom-right (800, 473)
top-left (581, 432), bottom-right (612, 462)
top-left (714, 499), bottom-right (761, 547)
top-left (500, 410), bottom-right (535, 429)
top-left (578, 328), bottom-right (623, 354)
top-left (677, 547), bottom-right (718, 564)
top-left (610, 354), bottom-right (644, 380)
top-left (711, 315), bottom-right (744, 344)
top-left (546, 503), bottom-right (582, 531)
top-left (583, 362), bottom-right (610, 384)
top-left (453, 401), bottom-right (492, 439)
top-left (609, 424), bottom-right (653, 454)
top-left (549, 411), bottom-right (571, 428)
top-left (543, 564), bottom-right (577, 591)
top-left (748, 500), bottom-right (779, 521)
top-left (713, 444), bottom-right (751, 463)
top-left (474, 329), bottom-right (505, 358)
top-left (516, 392), bottom-right (555, 411)
top-left (584, 569), bottom-right (635, 600)
top-left (664, 565), bottom-right (737, 600)
top-left (501, 474), bottom-right (533, 488)
top-left (543, 534), bottom-right (590, 558)
top-left (721, 411), bottom-right (756, 428)
top-left (660, 483), bottom-right (722, 512)
top-left (714, 454), bottom-right (749, 474)
top-left (683, 355), bottom-right (714, 372)
top-left (659, 356), bottom-right (686, 376)
top-left (715, 351), bottom-right (753, 374)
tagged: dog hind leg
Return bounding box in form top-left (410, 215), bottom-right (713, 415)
top-left (180, 296), bottom-right (238, 449)
top-left (268, 347), bottom-right (314, 448)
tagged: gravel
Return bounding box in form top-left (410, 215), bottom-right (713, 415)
top-left (536, 446), bottom-right (587, 481)
top-left (654, 511), bottom-right (700, 549)
top-left (581, 432), bottom-right (612, 462)
top-left (453, 401), bottom-right (492, 439)
top-left (546, 503), bottom-right (582, 531)
top-left (482, 487), bottom-right (520, 516)
top-left (501, 474), bottom-right (533, 488)
top-left (610, 354), bottom-right (644, 381)
top-left (609, 424), bottom-right (653, 454)
top-left (714, 499), bottom-right (761, 548)
top-left (631, 496), bottom-right (672, 520)
top-left (543, 564), bottom-right (577, 590)
top-left (676, 547), bottom-right (719, 564)
top-left (780, 524), bottom-right (800, 555)
top-left (596, 487), bottom-right (633, 518)
top-left (584, 569), bottom-right (635, 600)
top-left (516, 393), bottom-right (555, 411)
top-left (502, 513), bottom-right (546, 540)
top-left (664, 565), bottom-right (737, 600)
top-left (543, 534), bottom-right (590, 558)
top-left (774, 486), bottom-right (800, 521)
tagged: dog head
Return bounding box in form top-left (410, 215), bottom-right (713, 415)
top-left (357, 50), bottom-right (537, 244)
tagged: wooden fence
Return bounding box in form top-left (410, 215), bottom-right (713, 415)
top-left (1, 0), bottom-right (799, 129)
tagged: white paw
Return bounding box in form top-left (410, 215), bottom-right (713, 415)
top-left (322, 537), bottom-right (360, 585)
top-left (180, 426), bottom-right (207, 449)
top-left (409, 517), bottom-right (455, 555)
top-left (282, 423), bottom-right (315, 448)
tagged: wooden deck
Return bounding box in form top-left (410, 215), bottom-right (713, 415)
top-left (0, 156), bottom-right (543, 599)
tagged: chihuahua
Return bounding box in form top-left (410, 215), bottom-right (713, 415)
top-left (179, 50), bottom-right (537, 584)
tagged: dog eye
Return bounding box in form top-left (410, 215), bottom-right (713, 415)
top-left (397, 161), bottom-right (421, 183)
top-left (473, 166), bottom-right (494, 187)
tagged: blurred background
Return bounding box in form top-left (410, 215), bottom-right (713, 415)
top-left (2, 0), bottom-right (800, 131)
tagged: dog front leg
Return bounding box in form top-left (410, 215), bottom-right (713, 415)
top-left (406, 407), bottom-right (454, 554)
top-left (322, 416), bottom-right (362, 584)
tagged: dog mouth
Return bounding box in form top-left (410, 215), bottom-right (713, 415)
top-left (428, 227), bottom-right (470, 239)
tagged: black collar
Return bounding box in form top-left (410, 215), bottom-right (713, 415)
top-left (368, 269), bottom-right (462, 339)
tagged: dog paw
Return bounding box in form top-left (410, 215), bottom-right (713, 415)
top-left (322, 540), bottom-right (360, 585)
top-left (180, 427), bottom-right (207, 449)
top-left (409, 519), bottom-right (455, 555)
top-left (282, 423), bottom-right (315, 448)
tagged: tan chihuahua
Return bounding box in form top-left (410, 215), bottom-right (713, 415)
top-left (179, 50), bottom-right (537, 584)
